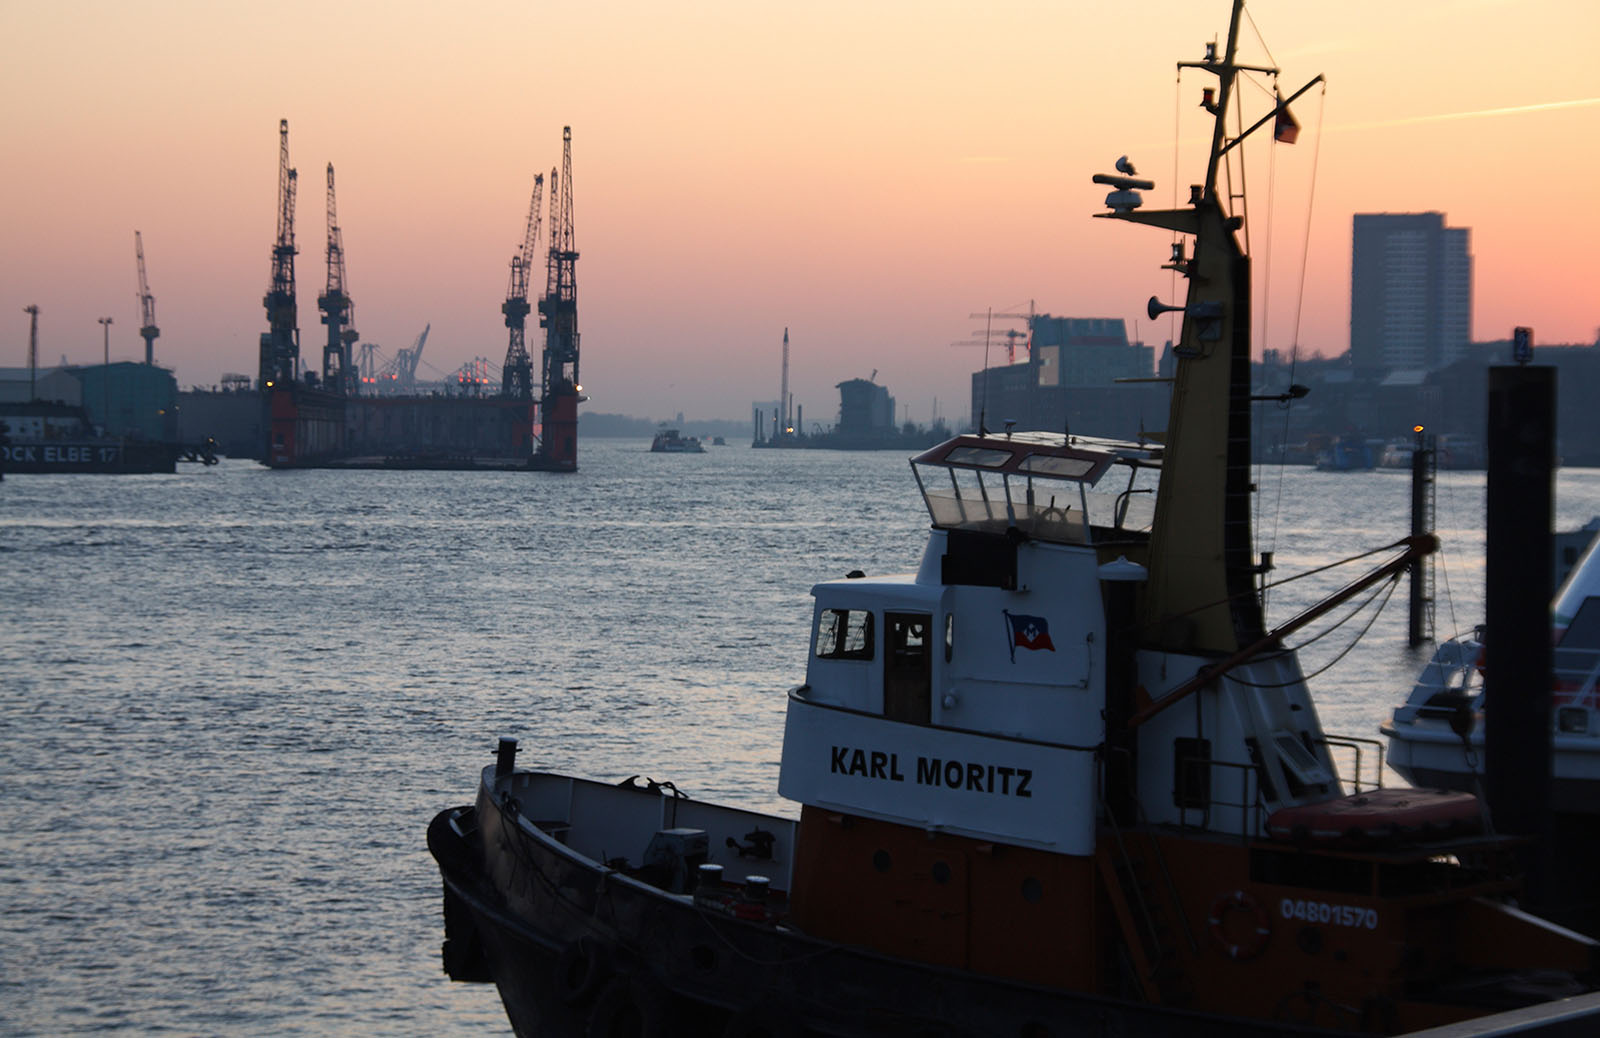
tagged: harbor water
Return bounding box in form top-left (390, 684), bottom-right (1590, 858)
top-left (4, 442), bottom-right (1600, 1035)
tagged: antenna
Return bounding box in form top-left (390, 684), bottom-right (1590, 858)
top-left (979, 308), bottom-right (992, 436)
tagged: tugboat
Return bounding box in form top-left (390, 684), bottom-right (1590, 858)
top-left (429, 5), bottom-right (1600, 1034)
top-left (650, 427), bottom-right (705, 454)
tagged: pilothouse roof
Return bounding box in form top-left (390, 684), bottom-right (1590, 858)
top-left (912, 432), bottom-right (1160, 483)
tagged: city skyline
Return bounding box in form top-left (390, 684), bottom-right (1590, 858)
top-left (3, 1), bottom-right (1597, 420)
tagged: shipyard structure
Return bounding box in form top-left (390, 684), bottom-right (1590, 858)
top-left (258, 121), bottom-right (584, 471)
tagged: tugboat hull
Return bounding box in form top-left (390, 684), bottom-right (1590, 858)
top-left (430, 769), bottom-right (1331, 1038)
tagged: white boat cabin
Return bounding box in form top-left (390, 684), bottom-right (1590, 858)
top-left (779, 434), bottom-right (1158, 855)
top-left (779, 432), bottom-right (1351, 856)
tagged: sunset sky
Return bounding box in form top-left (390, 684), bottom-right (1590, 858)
top-left (2, 1), bottom-right (1596, 425)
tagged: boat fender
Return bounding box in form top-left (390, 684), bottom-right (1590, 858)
top-left (585, 975), bottom-right (672, 1038)
top-left (557, 937), bottom-right (612, 1006)
top-left (1207, 890), bottom-right (1271, 961)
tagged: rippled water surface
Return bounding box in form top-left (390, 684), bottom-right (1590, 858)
top-left (3, 442), bottom-right (1599, 1035)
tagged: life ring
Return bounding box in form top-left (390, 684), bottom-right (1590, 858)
top-left (556, 936), bottom-right (611, 1006)
top-left (1207, 889), bottom-right (1271, 961)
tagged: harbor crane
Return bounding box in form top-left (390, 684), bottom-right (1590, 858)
top-left (359, 325), bottom-right (430, 393)
top-left (501, 173), bottom-right (545, 400)
top-left (259, 118), bottom-right (300, 390)
top-left (134, 232), bottom-right (159, 365)
top-left (533, 126), bottom-right (582, 470)
top-left (318, 163), bottom-right (358, 396)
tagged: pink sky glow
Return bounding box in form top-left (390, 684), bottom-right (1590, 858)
top-left (3, 0), bottom-right (1596, 424)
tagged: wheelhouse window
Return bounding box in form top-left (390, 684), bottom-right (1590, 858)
top-left (815, 608), bottom-right (874, 660)
top-left (909, 434), bottom-right (1159, 544)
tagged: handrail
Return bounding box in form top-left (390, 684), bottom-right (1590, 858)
top-left (1175, 755), bottom-right (1264, 841)
top-left (1319, 734), bottom-right (1386, 793)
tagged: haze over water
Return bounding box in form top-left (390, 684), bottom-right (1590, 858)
top-left (3, 443), bottom-right (1600, 1034)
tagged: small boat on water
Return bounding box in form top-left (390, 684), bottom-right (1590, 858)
top-left (650, 428), bottom-right (705, 453)
top-left (429, 5), bottom-right (1600, 1034)
top-left (1382, 525), bottom-right (1600, 813)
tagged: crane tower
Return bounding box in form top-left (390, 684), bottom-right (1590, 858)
top-left (259, 119), bottom-right (300, 390)
top-left (501, 173), bottom-right (545, 401)
top-left (318, 162), bottom-right (358, 395)
top-left (533, 126), bottom-right (582, 471)
top-left (134, 232), bottom-right (159, 365)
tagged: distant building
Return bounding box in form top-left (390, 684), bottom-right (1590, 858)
top-left (0, 367), bottom-right (83, 406)
top-left (1350, 212), bottom-right (1471, 372)
top-left (836, 378), bottom-right (895, 433)
top-left (1031, 317), bottom-right (1154, 388)
top-left (1, 362), bottom-right (176, 441)
top-left (970, 315), bottom-right (1162, 439)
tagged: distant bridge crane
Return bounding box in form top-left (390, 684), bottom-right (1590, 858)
top-left (501, 173), bottom-right (545, 400)
top-left (398, 324), bottom-right (429, 385)
top-left (259, 119), bottom-right (300, 390)
top-left (318, 162), bottom-right (358, 396)
top-left (363, 324), bottom-right (430, 392)
top-left (134, 231), bottom-right (159, 365)
top-left (534, 126), bottom-right (582, 470)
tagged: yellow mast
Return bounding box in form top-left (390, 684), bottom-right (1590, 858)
top-left (1096, 1), bottom-right (1317, 655)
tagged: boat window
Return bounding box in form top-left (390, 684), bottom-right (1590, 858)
top-left (815, 608), bottom-right (874, 661)
top-left (1272, 731), bottom-right (1334, 793)
top-left (914, 454), bottom-right (1156, 543)
top-left (1016, 453), bottom-right (1097, 479)
top-left (944, 446), bottom-right (1013, 468)
top-left (944, 613), bottom-right (954, 663)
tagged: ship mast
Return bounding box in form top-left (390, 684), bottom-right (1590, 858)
top-left (1097, 1), bottom-right (1319, 654)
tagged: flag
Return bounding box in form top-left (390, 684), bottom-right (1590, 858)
top-left (1004, 611), bottom-right (1056, 662)
top-left (1274, 97), bottom-right (1300, 144)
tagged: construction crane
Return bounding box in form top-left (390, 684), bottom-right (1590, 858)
top-left (501, 173), bottom-right (545, 400)
top-left (318, 162), bottom-right (358, 396)
top-left (259, 118), bottom-right (300, 390)
top-left (534, 126), bottom-right (582, 470)
top-left (967, 302), bottom-right (1034, 363)
top-left (134, 232), bottom-right (159, 365)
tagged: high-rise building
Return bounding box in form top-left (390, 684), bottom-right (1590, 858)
top-left (1350, 212), bottom-right (1471, 372)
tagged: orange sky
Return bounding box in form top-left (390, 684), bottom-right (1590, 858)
top-left (2, 0), bottom-right (1596, 424)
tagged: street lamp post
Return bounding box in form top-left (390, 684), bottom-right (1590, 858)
top-left (98, 317), bottom-right (113, 434)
